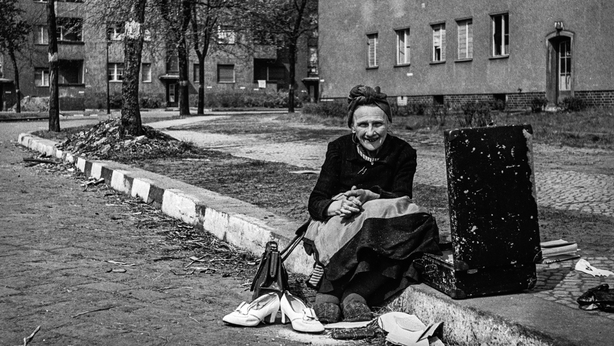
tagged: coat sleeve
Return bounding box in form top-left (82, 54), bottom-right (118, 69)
top-left (308, 141), bottom-right (341, 221)
top-left (370, 144), bottom-right (417, 199)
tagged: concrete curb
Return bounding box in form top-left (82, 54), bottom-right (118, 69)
top-left (19, 132), bottom-right (589, 346)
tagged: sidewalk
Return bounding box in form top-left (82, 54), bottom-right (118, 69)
top-left (18, 114), bottom-right (614, 345)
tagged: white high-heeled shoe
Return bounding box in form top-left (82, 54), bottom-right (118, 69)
top-left (280, 291), bottom-right (324, 333)
top-left (222, 292), bottom-right (280, 327)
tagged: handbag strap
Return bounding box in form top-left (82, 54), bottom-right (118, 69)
top-left (280, 220), bottom-right (309, 262)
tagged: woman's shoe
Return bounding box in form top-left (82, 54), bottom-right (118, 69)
top-left (222, 292), bottom-right (280, 327)
top-left (280, 291), bottom-right (325, 333)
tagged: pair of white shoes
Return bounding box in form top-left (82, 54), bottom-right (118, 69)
top-left (222, 291), bottom-right (324, 333)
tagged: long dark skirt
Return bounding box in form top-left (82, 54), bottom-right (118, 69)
top-left (304, 197), bottom-right (441, 306)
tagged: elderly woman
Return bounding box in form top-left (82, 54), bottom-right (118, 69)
top-left (305, 85), bottom-right (441, 323)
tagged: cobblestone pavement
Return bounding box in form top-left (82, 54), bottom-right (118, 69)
top-left (155, 117), bottom-right (614, 322)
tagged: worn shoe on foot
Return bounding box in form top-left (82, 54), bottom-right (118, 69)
top-left (313, 302), bottom-right (341, 324)
top-left (342, 301), bottom-right (373, 322)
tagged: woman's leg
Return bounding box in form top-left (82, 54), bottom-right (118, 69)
top-left (340, 271), bottom-right (393, 321)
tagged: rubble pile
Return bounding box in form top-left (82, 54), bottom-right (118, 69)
top-left (57, 118), bottom-right (202, 162)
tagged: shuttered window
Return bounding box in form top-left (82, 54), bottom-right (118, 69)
top-left (457, 19), bottom-right (473, 59)
top-left (432, 23), bottom-right (446, 62)
top-left (367, 33), bottom-right (378, 68)
top-left (217, 64), bottom-right (235, 83)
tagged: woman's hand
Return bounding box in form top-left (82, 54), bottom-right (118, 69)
top-left (343, 186), bottom-right (380, 204)
top-left (327, 196), bottom-right (362, 218)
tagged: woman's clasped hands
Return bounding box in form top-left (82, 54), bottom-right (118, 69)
top-left (331, 186), bottom-right (380, 218)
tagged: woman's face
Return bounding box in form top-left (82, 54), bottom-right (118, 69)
top-left (352, 105), bottom-right (389, 152)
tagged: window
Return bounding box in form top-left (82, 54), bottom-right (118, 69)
top-left (559, 41), bottom-right (571, 91)
top-left (367, 33), bottom-right (378, 68)
top-left (217, 64), bottom-right (235, 83)
top-left (253, 59), bottom-right (286, 82)
top-left (34, 68), bottom-right (49, 87)
top-left (492, 13), bottom-right (509, 57)
top-left (193, 63), bottom-right (200, 83)
top-left (108, 63), bottom-right (124, 82)
top-left (457, 19), bottom-right (473, 60)
top-left (142, 63), bottom-right (152, 82)
top-left (432, 23), bottom-right (446, 62)
top-left (217, 26), bottom-right (236, 44)
top-left (166, 54), bottom-right (178, 74)
top-left (58, 60), bottom-right (83, 84)
top-left (395, 28), bottom-right (410, 65)
top-left (107, 23), bottom-right (124, 41)
top-left (57, 17), bottom-right (83, 42)
top-left (35, 26), bottom-right (48, 44)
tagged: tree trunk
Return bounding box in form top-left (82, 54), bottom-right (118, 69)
top-left (196, 51), bottom-right (205, 115)
top-left (47, 0), bottom-right (60, 131)
top-left (9, 49), bottom-right (21, 114)
top-left (120, 1), bottom-right (146, 137)
top-left (287, 43), bottom-right (297, 114)
top-left (177, 36), bottom-right (190, 116)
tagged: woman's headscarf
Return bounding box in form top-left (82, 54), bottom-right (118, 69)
top-left (347, 85), bottom-right (392, 128)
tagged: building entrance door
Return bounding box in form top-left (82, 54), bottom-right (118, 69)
top-left (166, 82), bottom-right (178, 107)
top-left (547, 35), bottom-right (573, 104)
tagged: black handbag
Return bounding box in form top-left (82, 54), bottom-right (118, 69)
top-left (250, 223), bottom-right (307, 300)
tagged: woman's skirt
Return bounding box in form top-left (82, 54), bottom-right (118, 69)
top-left (304, 197), bottom-right (441, 305)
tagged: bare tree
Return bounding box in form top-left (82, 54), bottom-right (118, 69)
top-left (246, 0), bottom-right (317, 113)
top-left (119, 0), bottom-right (148, 136)
top-left (155, 0), bottom-right (192, 116)
top-left (0, 0), bottom-right (31, 114)
top-left (47, 0), bottom-right (60, 131)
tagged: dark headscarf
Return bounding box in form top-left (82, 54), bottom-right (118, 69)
top-left (347, 85), bottom-right (392, 128)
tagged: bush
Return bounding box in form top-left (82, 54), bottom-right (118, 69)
top-left (301, 101), bottom-right (346, 118)
top-left (427, 102), bottom-right (450, 127)
top-left (109, 93), bottom-right (123, 109)
top-left (561, 96), bottom-right (586, 112)
top-left (530, 97), bottom-right (548, 113)
top-left (200, 89), bottom-right (302, 109)
top-left (459, 101), bottom-right (492, 127)
top-left (140, 95), bottom-right (163, 109)
top-left (490, 99), bottom-right (506, 111)
top-left (19, 96), bottom-right (49, 112)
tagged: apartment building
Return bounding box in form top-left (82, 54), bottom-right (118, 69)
top-left (0, 0), bottom-right (318, 111)
top-left (318, 0), bottom-right (614, 109)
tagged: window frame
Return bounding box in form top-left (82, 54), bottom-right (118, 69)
top-left (193, 63), bottom-right (200, 83)
top-left (431, 23), bottom-right (446, 63)
top-left (456, 18), bottom-right (473, 61)
top-left (108, 63), bottom-right (124, 82)
top-left (56, 17), bottom-right (83, 43)
top-left (34, 25), bottom-right (48, 45)
top-left (217, 25), bottom-right (236, 45)
top-left (141, 63), bottom-right (152, 83)
top-left (217, 64), bottom-right (235, 84)
top-left (34, 68), bottom-right (50, 87)
top-left (395, 28), bottom-right (411, 66)
top-left (367, 33), bottom-right (378, 68)
top-left (491, 12), bottom-right (509, 57)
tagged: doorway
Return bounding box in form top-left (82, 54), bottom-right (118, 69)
top-left (546, 33), bottom-right (573, 104)
top-left (166, 81), bottom-right (178, 107)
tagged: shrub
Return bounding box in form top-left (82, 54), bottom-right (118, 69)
top-left (530, 97), bottom-right (548, 113)
top-left (459, 101), bottom-right (492, 127)
top-left (490, 99), bottom-right (506, 111)
top-left (109, 93), bottom-right (123, 109)
top-left (561, 96), bottom-right (586, 112)
top-left (427, 102), bottom-right (449, 127)
top-left (20, 96), bottom-right (49, 112)
top-left (139, 95), bottom-right (163, 109)
top-left (302, 101), bottom-right (346, 118)
top-left (201, 90), bottom-right (301, 109)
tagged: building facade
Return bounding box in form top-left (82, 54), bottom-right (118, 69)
top-left (0, 0), bottom-right (318, 111)
top-left (318, 0), bottom-right (614, 109)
